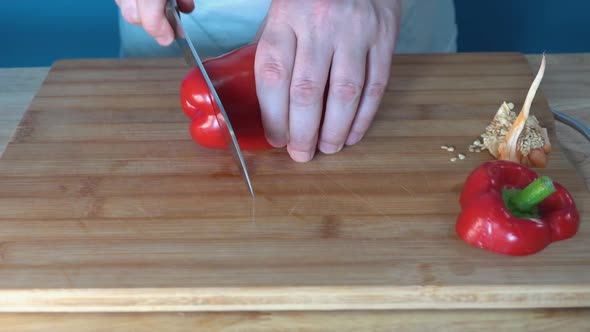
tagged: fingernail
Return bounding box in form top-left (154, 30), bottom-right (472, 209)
top-left (157, 35), bottom-right (173, 46)
top-left (266, 135), bottom-right (287, 148)
top-left (346, 132), bottom-right (363, 146)
top-left (289, 149), bottom-right (314, 163)
top-left (319, 141), bottom-right (343, 154)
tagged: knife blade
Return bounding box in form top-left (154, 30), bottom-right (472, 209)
top-left (164, 0), bottom-right (255, 197)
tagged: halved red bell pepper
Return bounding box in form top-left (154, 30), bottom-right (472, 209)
top-left (180, 43), bottom-right (273, 150)
top-left (456, 160), bottom-right (580, 256)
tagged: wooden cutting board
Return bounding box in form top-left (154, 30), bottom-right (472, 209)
top-left (0, 53), bottom-right (589, 312)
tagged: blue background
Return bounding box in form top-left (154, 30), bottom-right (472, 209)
top-left (1, 1), bottom-right (120, 68)
top-left (1, 0), bottom-right (589, 67)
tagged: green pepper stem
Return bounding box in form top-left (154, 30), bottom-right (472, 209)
top-left (510, 176), bottom-right (556, 212)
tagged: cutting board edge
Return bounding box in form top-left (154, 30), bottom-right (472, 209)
top-left (0, 284), bottom-right (589, 312)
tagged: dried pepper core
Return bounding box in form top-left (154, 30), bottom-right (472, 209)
top-left (476, 55), bottom-right (552, 168)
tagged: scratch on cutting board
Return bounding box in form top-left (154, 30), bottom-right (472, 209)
top-left (131, 197), bottom-right (157, 218)
top-left (249, 197), bottom-right (257, 226)
top-left (78, 177), bottom-right (102, 197)
top-left (423, 173), bottom-right (433, 192)
top-left (318, 168), bottom-right (399, 226)
top-left (285, 182), bottom-right (316, 217)
top-left (0, 242), bottom-right (8, 262)
top-left (312, 179), bottom-right (331, 200)
top-left (400, 184), bottom-right (415, 196)
top-left (287, 199), bottom-right (303, 216)
top-left (86, 197), bottom-right (105, 218)
top-left (133, 202), bottom-right (148, 215)
top-left (76, 220), bottom-right (89, 232)
top-left (61, 268), bottom-right (74, 288)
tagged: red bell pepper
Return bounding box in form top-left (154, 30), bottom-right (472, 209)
top-left (456, 160), bottom-right (580, 256)
top-left (180, 43), bottom-right (273, 150)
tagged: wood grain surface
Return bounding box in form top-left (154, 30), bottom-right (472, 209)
top-left (0, 53), bottom-right (589, 313)
top-left (2, 309), bottom-right (590, 332)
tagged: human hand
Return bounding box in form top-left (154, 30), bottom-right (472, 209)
top-left (254, 0), bottom-right (401, 162)
top-left (115, 0), bottom-right (195, 46)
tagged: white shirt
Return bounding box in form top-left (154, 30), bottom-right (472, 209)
top-left (119, 0), bottom-right (457, 58)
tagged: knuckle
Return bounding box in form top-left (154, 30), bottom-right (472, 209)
top-left (379, 8), bottom-right (397, 27)
top-left (290, 79), bottom-right (324, 106)
top-left (309, 1), bottom-right (331, 22)
top-left (348, 6), bottom-right (367, 26)
top-left (330, 79), bottom-right (363, 103)
top-left (259, 60), bottom-right (288, 83)
top-left (378, 22), bottom-right (396, 39)
top-left (365, 81), bottom-right (387, 98)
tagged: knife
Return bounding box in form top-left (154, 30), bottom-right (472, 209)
top-left (164, 0), bottom-right (255, 197)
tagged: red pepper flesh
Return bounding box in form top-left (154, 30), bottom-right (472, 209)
top-left (180, 43), bottom-right (273, 151)
top-left (456, 160), bottom-right (580, 256)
